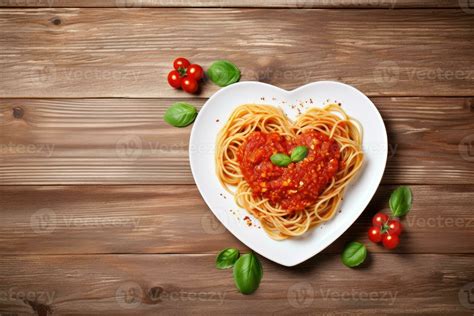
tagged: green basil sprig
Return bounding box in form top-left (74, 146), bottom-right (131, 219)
top-left (216, 249), bottom-right (264, 295)
top-left (389, 186), bottom-right (413, 217)
top-left (270, 153), bottom-right (291, 167)
top-left (233, 253), bottom-right (263, 295)
top-left (207, 60), bottom-right (241, 87)
top-left (270, 146), bottom-right (308, 167)
top-left (341, 242), bottom-right (367, 268)
top-left (291, 146), bottom-right (308, 162)
top-left (164, 102), bottom-right (197, 127)
top-left (216, 248), bottom-right (240, 269)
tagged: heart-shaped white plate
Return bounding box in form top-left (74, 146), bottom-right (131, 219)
top-left (189, 81), bottom-right (387, 266)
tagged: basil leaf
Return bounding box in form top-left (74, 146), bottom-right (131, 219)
top-left (341, 242), bottom-right (367, 268)
top-left (207, 60), bottom-right (241, 87)
top-left (290, 146), bottom-right (308, 162)
top-left (233, 253), bottom-right (263, 295)
top-left (164, 102), bottom-right (197, 127)
top-left (270, 153), bottom-right (291, 167)
top-left (389, 186), bottom-right (413, 217)
top-left (216, 248), bottom-right (240, 269)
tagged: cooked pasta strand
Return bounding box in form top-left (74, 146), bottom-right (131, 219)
top-left (216, 104), bottom-right (364, 240)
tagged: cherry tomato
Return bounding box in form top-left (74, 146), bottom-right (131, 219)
top-left (167, 70), bottom-right (182, 89)
top-left (382, 234), bottom-right (400, 249)
top-left (372, 212), bottom-right (389, 227)
top-left (181, 77), bottom-right (198, 94)
top-left (387, 220), bottom-right (402, 236)
top-left (173, 57), bottom-right (190, 71)
top-left (186, 64), bottom-right (204, 80)
top-left (368, 226), bottom-right (383, 243)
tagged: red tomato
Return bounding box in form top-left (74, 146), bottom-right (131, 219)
top-left (387, 219), bottom-right (402, 236)
top-left (382, 234), bottom-right (400, 249)
top-left (368, 226), bottom-right (383, 243)
top-left (173, 57), bottom-right (190, 71)
top-left (186, 64), bottom-right (204, 80)
top-left (372, 212), bottom-right (389, 227)
top-left (181, 77), bottom-right (198, 94)
top-left (167, 70), bottom-right (182, 89)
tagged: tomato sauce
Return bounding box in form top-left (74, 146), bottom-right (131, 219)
top-left (237, 131), bottom-right (340, 213)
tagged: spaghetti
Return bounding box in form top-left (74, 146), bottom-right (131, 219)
top-left (216, 104), bottom-right (364, 240)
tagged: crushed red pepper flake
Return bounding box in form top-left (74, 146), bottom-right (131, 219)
top-left (243, 216), bottom-right (252, 227)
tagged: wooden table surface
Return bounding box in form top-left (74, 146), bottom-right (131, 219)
top-left (1, 1), bottom-right (473, 315)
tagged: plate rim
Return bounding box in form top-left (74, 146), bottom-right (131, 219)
top-left (189, 80), bottom-right (388, 266)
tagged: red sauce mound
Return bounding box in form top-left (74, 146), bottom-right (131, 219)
top-left (237, 131), bottom-right (340, 213)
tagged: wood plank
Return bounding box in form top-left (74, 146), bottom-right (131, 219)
top-left (1, 97), bottom-right (473, 185)
top-left (0, 253), bottom-right (472, 315)
top-left (0, 9), bottom-right (473, 97)
top-left (0, 0), bottom-right (462, 8)
top-left (0, 185), bottom-right (472, 254)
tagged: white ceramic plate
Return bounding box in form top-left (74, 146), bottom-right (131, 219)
top-left (189, 81), bottom-right (387, 266)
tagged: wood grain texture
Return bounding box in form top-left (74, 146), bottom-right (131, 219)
top-left (0, 0), bottom-right (463, 8)
top-left (0, 184), bottom-right (472, 254)
top-left (1, 9), bottom-right (473, 98)
top-left (1, 97), bottom-right (473, 185)
top-left (0, 253), bottom-right (472, 315)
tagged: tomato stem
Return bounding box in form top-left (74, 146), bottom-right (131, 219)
top-left (177, 67), bottom-right (187, 77)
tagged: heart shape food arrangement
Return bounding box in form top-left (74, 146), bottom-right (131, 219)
top-left (238, 130), bottom-right (341, 213)
top-left (189, 81), bottom-right (387, 266)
